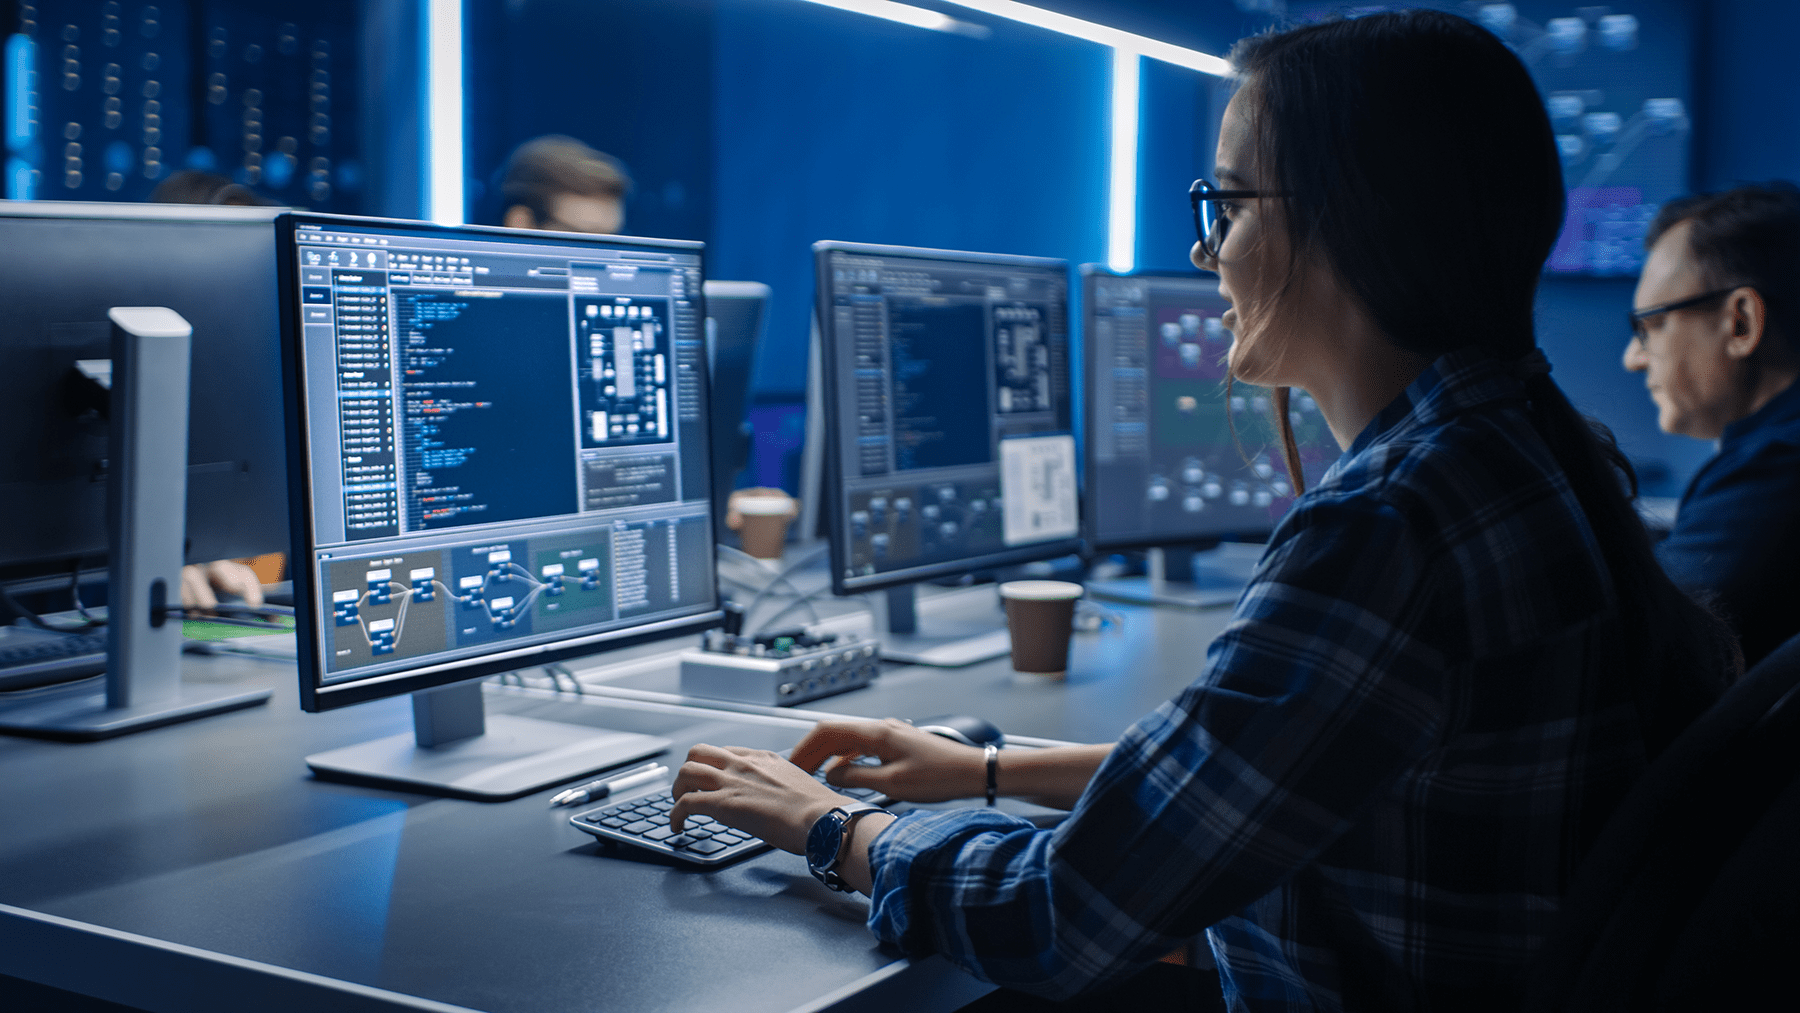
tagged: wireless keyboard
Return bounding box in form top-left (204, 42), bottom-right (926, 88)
top-left (0, 627), bottom-right (109, 692)
top-left (571, 759), bottom-right (889, 867)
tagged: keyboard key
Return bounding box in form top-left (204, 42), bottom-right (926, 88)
top-left (667, 834), bottom-right (697, 848)
top-left (644, 826), bottom-right (677, 841)
top-left (600, 816), bottom-right (630, 828)
top-left (712, 832), bottom-right (746, 846)
top-left (647, 813), bottom-right (669, 826)
top-left (689, 839), bottom-right (728, 855)
top-left (649, 799), bottom-right (673, 812)
top-left (621, 820), bottom-right (656, 835)
top-left (689, 815), bottom-right (715, 826)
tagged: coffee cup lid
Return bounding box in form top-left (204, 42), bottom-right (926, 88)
top-left (999, 580), bottom-right (1084, 601)
top-left (734, 494), bottom-right (794, 516)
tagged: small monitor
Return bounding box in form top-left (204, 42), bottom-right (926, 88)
top-left (702, 280), bottom-right (770, 537)
top-left (814, 242), bottom-right (1078, 665)
top-left (1081, 267), bottom-right (1336, 604)
top-left (280, 214), bottom-right (720, 798)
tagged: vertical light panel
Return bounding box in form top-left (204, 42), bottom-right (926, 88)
top-left (426, 0), bottom-right (465, 226)
top-left (1107, 46), bottom-right (1141, 274)
top-left (5, 34), bottom-right (38, 201)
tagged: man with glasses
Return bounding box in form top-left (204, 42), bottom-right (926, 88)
top-left (1626, 182), bottom-right (1800, 667)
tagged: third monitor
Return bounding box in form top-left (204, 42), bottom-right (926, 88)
top-left (1081, 265), bottom-right (1337, 606)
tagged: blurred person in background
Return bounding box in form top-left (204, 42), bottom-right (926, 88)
top-left (498, 135), bottom-right (632, 234)
top-left (150, 169), bottom-right (274, 208)
top-left (148, 169), bottom-right (283, 610)
top-left (1626, 183), bottom-right (1800, 667)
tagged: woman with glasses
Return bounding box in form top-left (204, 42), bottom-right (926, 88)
top-left (668, 11), bottom-right (1737, 1010)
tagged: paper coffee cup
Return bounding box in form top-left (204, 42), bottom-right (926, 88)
top-left (1000, 580), bottom-right (1083, 677)
top-left (730, 492), bottom-right (796, 560)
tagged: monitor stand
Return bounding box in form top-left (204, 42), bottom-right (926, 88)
top-left (0, 308), bottom-right (270, 741)
top-left (1086, 545), bottom-right (1258, 610)
top-left (304, 680), bottom-right (671, 801)
top-left (868, 584), bottom-right (1012, 668)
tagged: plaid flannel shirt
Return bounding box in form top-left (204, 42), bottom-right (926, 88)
top-left (866, 350), bottom-right (1665, 1011)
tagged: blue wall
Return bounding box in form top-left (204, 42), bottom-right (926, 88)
top-left (710, 3), bottom-right (1111, 398)
top-left (464, 0), bottom-right (714, 241)
top-left (1698, 0), bottom-right (1800, 191)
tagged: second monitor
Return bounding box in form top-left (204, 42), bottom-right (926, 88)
top-left (815, 242), bottom-right (1080, 665)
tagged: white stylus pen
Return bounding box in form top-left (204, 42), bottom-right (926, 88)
top-left (549, 763), bottom-right (669, 807)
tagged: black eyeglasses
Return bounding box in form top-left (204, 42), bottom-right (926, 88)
top-left (1627, 287), bottom-right (1739, 341)
top-left (1190, 178), bottom-right (1272, 260)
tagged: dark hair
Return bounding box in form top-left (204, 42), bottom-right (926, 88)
top-left (149, 169), bottom-right (275, 207)
top-left (1646, 182), bottom-right (1800, 352)
top-left (499, 135), bottom-right (632, 225)
top-left (1230, 10), bottom-right (1735, 746)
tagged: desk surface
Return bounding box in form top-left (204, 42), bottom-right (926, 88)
top-left (0, 595), bottom-right (1235, 1013)
top-left (587, 586), bottom-right (1234, 747)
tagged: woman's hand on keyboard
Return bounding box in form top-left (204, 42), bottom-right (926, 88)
top-left (669, 744), bottom-right (845, 854)
top-left (790, 719), bottom-right (986, 803)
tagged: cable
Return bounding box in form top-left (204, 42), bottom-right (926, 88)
top-left (542, 662), bottom-right (583, 694)
top-left (751, 586), bottom-right (831, 636)
top-left (0, 584), bottom-right (57, 632)
top-left (723, 543), bottom-right (829, 628)
top-left (70, 561), bottom-right (105, 627)
top-left (211, 602), bottom-right (296, 618)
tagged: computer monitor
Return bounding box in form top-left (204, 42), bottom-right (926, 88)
top-left (0, 202), bottom-right (291, 580)
top-left (814, 242), bottom-right (1080, 665)
top-left (279, 214), bottom-right (722, 799)
top-left (703, 280), bottom-right (769, 540)
top-left (1081, 266), bottom-right (1336, 606)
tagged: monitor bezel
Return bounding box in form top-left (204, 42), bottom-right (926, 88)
top-left (813, 240), bottom-right (1084, 597)
top-left (278, 213), bottom-right (724, 713)
top-left (1077, 263), bottom-right (1285, 554)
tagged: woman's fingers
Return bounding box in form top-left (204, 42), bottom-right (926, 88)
top-left (789, 719), bottom-right (900, 772)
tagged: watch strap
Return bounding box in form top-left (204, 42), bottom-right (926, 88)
top-left (809, 802), bottom-right (891, 892)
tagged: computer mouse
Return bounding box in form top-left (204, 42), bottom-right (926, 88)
top-left (916, 714), bottom-right (1005, 748)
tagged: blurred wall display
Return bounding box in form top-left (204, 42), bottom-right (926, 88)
top-left (4, 0), bottom-right (364, 210)
top-left (1294, 1), bottom-right (1692, 277)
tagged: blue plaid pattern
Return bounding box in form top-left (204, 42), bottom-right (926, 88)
top-left (866, 350), bottom-right (1671, 1011)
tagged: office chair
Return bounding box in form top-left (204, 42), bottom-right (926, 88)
top-left (1522, 631), bottom-right (1800, 1011)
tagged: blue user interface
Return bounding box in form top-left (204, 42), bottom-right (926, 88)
top-left (1083, 269), bottom-right (1337, 550)
top-left (287, 218), bottom-right (716, 688)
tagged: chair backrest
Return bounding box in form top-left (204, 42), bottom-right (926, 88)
top-left (1522, 630), bottom-right (1800, 1011)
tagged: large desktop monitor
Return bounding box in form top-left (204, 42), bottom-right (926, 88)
top-left (814, 242), bottom-right (1080, 665)
top-left (279, 214), bottom-right (722, 798)
top-left (0, 202), bottom-right (291, 580)
top-left (1081, 266), bottom-right (1337, 606)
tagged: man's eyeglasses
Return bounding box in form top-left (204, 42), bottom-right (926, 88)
top-left (1190, 178), bottom-right (1272, 260)
top-left (1627, 287), bottom-right (1738, 341)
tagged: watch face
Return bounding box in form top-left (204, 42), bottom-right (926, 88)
top-left (806, 811), bottom-right (841, 872)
